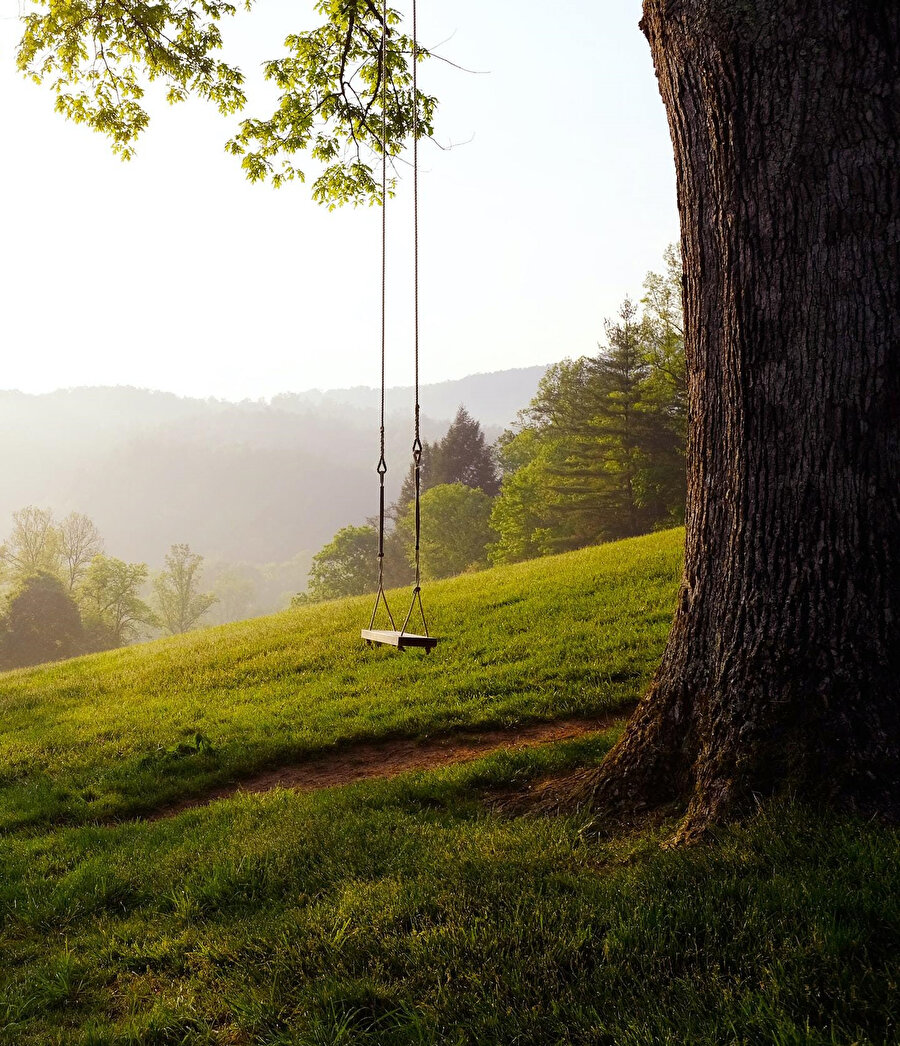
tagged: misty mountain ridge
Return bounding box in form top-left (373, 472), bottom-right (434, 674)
top-left (273, 365), bottom-right (548, 428)
top-left (0, 366), bottom-right (547, 571)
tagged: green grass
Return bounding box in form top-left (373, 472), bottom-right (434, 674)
top-left (0, 752), bottom-right (896, 1045)
top-left (0, 530), bottom-right (680, 831)
top-left (1, 528), bottom-right (897, 1045)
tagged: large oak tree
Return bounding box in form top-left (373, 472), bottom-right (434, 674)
top-left (585, 0), bottom-right (899, 840)
top-left (19, 0), bottom-right (899, 836)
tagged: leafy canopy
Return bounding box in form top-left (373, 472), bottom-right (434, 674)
top-left (153, 543), bottom-right (217, 634)
top-left (401, 483), bottom-right (494, 580)
top-left (307, 523), bottom-right (377, 600)
top-left (79, 554), bottom-right (157, 648)
top-left (17, 0), bottom-right (247, 159)
top-left (0, 506), bottom-right (60, 579)
top-left (0, 506), bottom-right (105, 592)
top-left (0, 571), bottom-right (85, 669)
top-left (17, 0), bottom-right (436, 206)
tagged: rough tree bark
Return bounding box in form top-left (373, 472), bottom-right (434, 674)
top-left (583, 0), bottom-right (900, 841)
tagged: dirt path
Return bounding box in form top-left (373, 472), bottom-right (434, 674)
top-left (151, 710), bottom-right (628, 820)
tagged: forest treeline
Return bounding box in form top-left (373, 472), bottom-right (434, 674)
top-left (305, 247), bottom-right (685, 601)
top-left (0, 505), bottom-right (315, 669)
top-left (0, 509), bottom-right (221, 669)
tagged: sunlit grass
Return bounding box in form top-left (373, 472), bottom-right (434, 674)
top-left (0, 530), bottom-right (681, 829)
top-left (0, 527), bottom-right (895, 1045)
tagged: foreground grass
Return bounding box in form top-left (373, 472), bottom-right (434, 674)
top-left (0, 530), bottom-right (681, 830)
top-left (1, 527), bottom-right (896, 1044)
top-left (0, 736), bottom-right (896, 1045)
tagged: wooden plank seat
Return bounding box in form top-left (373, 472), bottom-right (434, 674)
top-left (361, 629), bottom-right (439, 652)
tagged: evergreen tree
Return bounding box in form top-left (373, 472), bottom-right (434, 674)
top-left (491, 250), bottom-right (686, 564)
top-left (396, 406), bottom-right (498, 513)
top-left (543, 299), bottom-right (653, 541)
top-left (491, 360), bottom-right (595, 563)
top-left (433, 406), bottom-right (500, 495)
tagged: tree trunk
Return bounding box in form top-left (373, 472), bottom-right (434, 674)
top-left (585, 0), bottom-right (900, 841)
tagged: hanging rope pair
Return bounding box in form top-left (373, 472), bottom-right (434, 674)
top-left (361, 0), bottom-right (437, 653)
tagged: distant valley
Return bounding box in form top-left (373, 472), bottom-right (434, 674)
top-left (0, 366), bottom-right (546, 574)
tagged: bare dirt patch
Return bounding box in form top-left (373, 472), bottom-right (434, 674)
top-left (150, 710), bottom-right (629, 820)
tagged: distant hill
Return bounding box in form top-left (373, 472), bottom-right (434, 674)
top-left (273, 365), bottom-right (548, 430)
top-left (0, 366), bottom-right (547, 569)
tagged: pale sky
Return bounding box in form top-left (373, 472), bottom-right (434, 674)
top-left (0, 0), bottom-right (677, 401)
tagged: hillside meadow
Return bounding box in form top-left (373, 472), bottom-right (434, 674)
top-left (0, 528), bottom-right (897, 1045)
top-left (0, 531), bottom-right (681, 832)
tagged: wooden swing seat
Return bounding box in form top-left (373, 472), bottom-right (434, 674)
top-left (361, 629), bottom-right (439, 652)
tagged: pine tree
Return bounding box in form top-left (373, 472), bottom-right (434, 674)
top-left (545, 298), bottom-right (654, 541)
top-left (490, 251), bottom-right (686, 564)
top-left (395, 406), bottom-right (498, 513)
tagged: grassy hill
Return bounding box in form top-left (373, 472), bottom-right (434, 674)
top-left (0, 530), bottom-right (681, 833)
top-left (0, 529), bottom-right (896, 1045)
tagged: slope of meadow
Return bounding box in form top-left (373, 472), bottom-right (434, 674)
top-left (0, 531), bottom-right (681, 832)
top-left (0, 529), bottom-right (896, 1046)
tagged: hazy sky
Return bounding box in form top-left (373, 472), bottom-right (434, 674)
top-left (0, 0), bottom-right (677, 401)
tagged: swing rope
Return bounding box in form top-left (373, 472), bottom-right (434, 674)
top-left (366, 0), bottom-right (433, 647)
top-left (367, 0), bottom-right (396, 633)
top-left (399, 0), bottom-right (429, 640)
